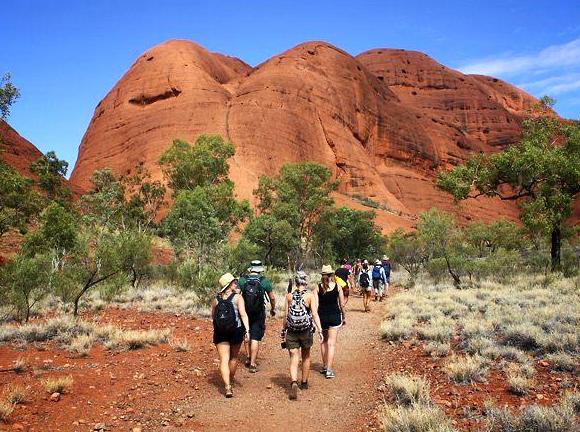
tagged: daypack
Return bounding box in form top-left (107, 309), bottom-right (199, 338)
top-left (243, 277), bottom-right (264, 316)
top-left (372, 265), bottom-right (382, 280)
top-left (213, 293), bottom-right (237, 333)
top-left (287, 291), bottom-right (312, 331)
top-left (359, 272), bottom-right (370, 288)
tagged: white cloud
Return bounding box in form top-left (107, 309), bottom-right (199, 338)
top-left (521, 72), bottom-right (580, 95)
top-left (459, 38), bottom-right (580, 76)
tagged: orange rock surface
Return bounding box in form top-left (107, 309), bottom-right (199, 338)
top-left (0, 119), bottom-right (44, 177)
top-left (69, 40), bottom-right (540, 232)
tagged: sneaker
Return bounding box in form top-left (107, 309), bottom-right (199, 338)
top-left (225, 385), bottom-right (233, 398)
top-left (325, 369), bottom-right (335, 379)
top-left (299, 381), bottom-right (309, 390)
top-left (249, 364), bottom-right (258, 374)
top-left (289, 382), bottom-right (298, 400)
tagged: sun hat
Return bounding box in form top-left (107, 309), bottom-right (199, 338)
top-left (248, 259), bottom-right (265, 273)
top-left (375, 259), bottom-right (381, 265)
top-left (382, 255), bottom-right (389, 261)
top-left (218, 273), bottom-right (237, 292)
top-left (363, 259), bottom-right (369, 264)
top-left (320, 264), bottom-right (334, 275)
top-left (295, 270), bottom-right (308, 285)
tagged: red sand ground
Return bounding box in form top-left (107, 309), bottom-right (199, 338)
top-left (0, 290), bottom-right (577, 431)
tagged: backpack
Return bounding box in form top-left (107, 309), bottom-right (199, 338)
top-left (213, 293), bottom-right (237, 333)
top-left (287, 291), bottom-right (312, 331)
top-left (359, 272), bottom-right (370, 288)
top-left (372, 265), bottom-right (382, 280)
top-left (243, 277), bottom-right (264, 316)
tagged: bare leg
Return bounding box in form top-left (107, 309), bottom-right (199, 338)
top-left (289, 348), bottom-right (301, 382)
top-left (326, 328), bottom-right (339, 371)
top-left (216, 343), bottom-right (231, 389)
top-left (321, 329), bottom-right (329, 368)
top-left (301, 347), bottom-right (311, 383)
top-left (250, 340), bottom-right (260, 367)
top-left (229, 343), bottom-right (241, 382)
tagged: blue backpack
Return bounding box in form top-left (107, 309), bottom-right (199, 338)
top-left (372, 265), bottom-right (382, 280)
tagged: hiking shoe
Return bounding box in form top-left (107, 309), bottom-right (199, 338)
top-left (244, 360), bottom-right (251, 368)
top-left (289, 382), bottom-right (298, 400)
top-left (225, 385), bottom-right (233, 398)
top-left (249, 364), bottom-right (258, 373)
top-left (300, 381), bottom-right (309, 390)
top-left (320, 366), bottom-right (327, 375)
top-left (325, 369), bottom-right (335, 379)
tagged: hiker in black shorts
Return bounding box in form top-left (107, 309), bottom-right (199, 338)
top-left (238, 260), bottom-right (276, 373)
top-left (211, 273), bottom-right (250, 398)
top-left (282, 271), bottom-right (323, 400)
top-left (317, 265), bottom-right (346, 379)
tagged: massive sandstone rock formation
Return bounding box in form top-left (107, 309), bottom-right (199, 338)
top-left (70, 40), bottom-right (539, 232)
top-left (0, 119), bottom-right (43, 177)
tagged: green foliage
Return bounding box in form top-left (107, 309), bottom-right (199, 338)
top-left (388, 229), bottom-right (425, 284)
top-left (438, 100), bottom-right (579, 270)
top-left (159, 135), bottom-right (234, 193)
top-left (0, 73), bottom-right (20, 119)
top-left (252, 162), bottom-right (338, 267)
top-left (0, 254), bottom-right (51, 321)
top-left (242, 214), bottom-right (297, 268)
top-left (23, 203), bottom-right (78, 256)
top-left (0, 158), bottom-right (41, 237)
top-left (29, 151), bottom-right (71, 203)
top-left (175, 258), bottom-right (220, 301)
top-left (463, 219), bottom-right (524, 257)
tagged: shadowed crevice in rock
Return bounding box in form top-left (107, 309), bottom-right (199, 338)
top-left (129, 87), bottom-right (182, 106)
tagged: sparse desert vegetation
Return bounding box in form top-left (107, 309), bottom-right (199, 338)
top-left (41, 375), bottom-right (73, 394)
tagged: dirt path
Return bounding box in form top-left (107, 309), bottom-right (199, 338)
top-left (187, 297), bottom-right (388, 432)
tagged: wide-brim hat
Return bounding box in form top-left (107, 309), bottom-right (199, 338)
top-left (218, 273), bottom-right (237, 292)
top-left (248, 259), bottom-right (265, 273)
top-left (375, 259), bottom-right (381, 265)
top-left (320, 264), bottom-right (334, 275)
top-left (382, 255), bottom-right (389, 261)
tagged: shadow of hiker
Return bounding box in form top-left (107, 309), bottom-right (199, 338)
top-left (270, 373), bottom-right (289, 392)
top-left (208, 368), bottom-right (245, 395)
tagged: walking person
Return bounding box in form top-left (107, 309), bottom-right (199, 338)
top-left (358, 259), bottom-right (373, 312)
top-left (238, 260), bottom-right (276, 373)
top-left (318, 265), bottom-right (346, 379)
top-left (334, 259), bottom-right (352, 306)
top-left (212, 273), bottom-right (250, 398)
top-left (381, 255), bottom-right (391, 296)
top-left (372, 259), bottom-right (387, 301)
top-left (281, 271), bottom-right (323, 400)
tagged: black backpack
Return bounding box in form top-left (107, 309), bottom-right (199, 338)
top-left (359, 272), bottom-right (370, 288)
top-left (214, 293), bottom-right (237, 333)
top-left (243, 277), bottom-right (264, 316)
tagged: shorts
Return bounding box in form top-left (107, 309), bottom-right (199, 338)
top-left (372, 279), bottom-right (382, 289)
top-left (286, 329), bottom-right (313, 350)
top-left (213, 325), bottom-right (245, 345)
top-left (320, 312), bottom-right (342, 330)
top-left (248, 312), bottom-right (266, 341)
top-left (361, 284), bottom-right (372, 293)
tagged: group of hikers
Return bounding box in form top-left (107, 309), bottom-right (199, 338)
top-left (211, 256), bottom-right (392, 400)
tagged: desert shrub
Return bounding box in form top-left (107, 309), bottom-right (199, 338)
top-left (485, 401), bottom-right (576, 432)
top-left (109, 329), bottom-right (170, 350)
top-left (0, 400), bottom-right (13, 422)
top-left (445, 355), bottom-right (488, 384)
top-left (169, 337), bottom-right (190, 352)
top-left (69, 334), bottom-right (95, 357)
top-left (3, 385), bottom-right (26, 404)
top-left (381, 404), bottom-right (456, 432)
top-left (380, 318), bottom-right (414, 341)
top-left (13, 358), bottom-right (26, 373)
top-left (385, 374), bottom-right (431, 406)
top-left (563, 392), bottom-right (580, 415)
top-left (424, 341), bottom-right (450, 358)
top-left (507, 370), bottom-right (533, 396)
top-left (176, 259), bottom-right (220, 300)
top-left (41, 376), bottom-right (73, 393)
top-left (546, 352), bottom-right (577, 373)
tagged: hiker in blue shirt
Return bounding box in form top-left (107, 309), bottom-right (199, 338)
top-left (381, 255), bottom-right (391, 296)
top-left (371, 259), bottom-right (387, 302)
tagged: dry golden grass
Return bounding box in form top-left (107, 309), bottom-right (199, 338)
top-left (3, 385), bottom-right (26, 405)
top-left (381, 404), bottom-right (456, 432)
top-left (169, 337), bottom-right (190, 352)
top-left (445, 355), bottom-right (489, 384)
top-left (385, 374), bottom-right (431, 406)
top-left (13, 358), bottom-right (26, 373)
top-left (0, 400), bottom-right (13, 422)
top-left (41, 376), bottom-right (73, 394)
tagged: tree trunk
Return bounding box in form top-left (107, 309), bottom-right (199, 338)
top-left (444, 255), bottom-right (461, 287)
top-left (550, 225), bottom-right (561, 272)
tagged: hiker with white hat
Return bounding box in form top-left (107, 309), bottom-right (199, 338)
top-left (211, 273), bottom-right (250, 398)
top-left (238, 260), bottom-right (276, 373)
top-left (358, 259), bottom-right (374, 312)
top-left (371, 259), bottom-right (387, 301)
top-left (317, 264), bottom-right (346, 379)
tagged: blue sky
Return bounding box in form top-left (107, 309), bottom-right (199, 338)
top-left (2, 0), bottom-right (579, 172)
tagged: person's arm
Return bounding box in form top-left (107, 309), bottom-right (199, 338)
top-left (309, 292), bottom-right (324, 342)
top-left (236, 294), bottom-right (250, 341)
top-left (267, 291), bottom-right (276, 317)
top-left (338, 286), bottom-right (346, 325)
top-left (382, 267), bottom-right (387, 284)
top-left (282, 293), bottom-right (291, 330)
top-left (210, 297), bottom-right (217, 319)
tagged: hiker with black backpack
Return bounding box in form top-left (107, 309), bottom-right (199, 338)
top-left (281, 271), bottom-right (323, 400)
top-left (238, 260), bottom-right (276, 373)
top-left (211, 273), bottom-right (250, 398)
top-left (358, 259), bottom-right (373, 312)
